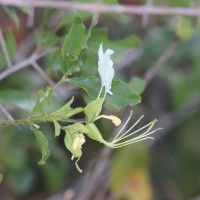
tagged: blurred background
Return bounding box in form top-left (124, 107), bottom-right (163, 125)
top-left (0, 0), bottom-right (200, 199)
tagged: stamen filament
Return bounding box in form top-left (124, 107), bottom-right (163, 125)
top-left (113, 110), bottom-right (133, 141)
top-left (111, 128), bottom-right (162, 148)
top-left (111, 137), bottom-right (155, 148)
top-left (114, 115), bottom-right (145, 143)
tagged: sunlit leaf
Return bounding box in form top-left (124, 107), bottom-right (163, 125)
top-left (30, 123), bottom-right (51, 165)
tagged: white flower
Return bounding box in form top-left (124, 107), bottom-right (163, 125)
top-left (98, 43), bottom-right (114, 95)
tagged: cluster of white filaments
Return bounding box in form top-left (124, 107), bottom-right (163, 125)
top-left (102, 111), bottom-right (162, 148)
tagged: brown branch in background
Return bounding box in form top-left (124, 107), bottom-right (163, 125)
top-left (141, 0), bottom-right (153, 28)
top-left (0, 53), bottom-right (39, 81)
top-left (31, 61), bottom-right (56, 87)
top-left (1, 0), bottom-right (200, 17)
top-left (144, 38), bottom-right (178, 84)
top-left (31, 61), bottom-right (66, 99)
top-left (26, 8), bottom-right (35, 28)
top-left (0, 47), bottom-right (57, 81)
top-left (0, 27), bottom-right (12, 68)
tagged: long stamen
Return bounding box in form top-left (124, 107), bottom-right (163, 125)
top-left (114, 115), bottom-right (144, 143)
top-left (112, 110), bottom-right (133, 142)
top-left (111, 137), bottom-right (155, 148)
top-left (130, 127), bottom-right (163, 141)
top-left (111, 128), bottom-right (162, 148)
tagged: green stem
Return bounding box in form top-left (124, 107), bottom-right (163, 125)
top-left (0, 107), bottom-right (84, 127)
top-left (97, 86), bottom-right (103, 99)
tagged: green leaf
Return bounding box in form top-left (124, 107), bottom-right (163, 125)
top-left (69, 77), bottom-right (141, 110)
top-left (51, 97), bottom-right (74, 117)
top-left (31, 86), bottom-right (53, 116)
top-left (64, 107), bottom-right (84, 119)
top-left (30, 123), bottom-right (51, 165)
top-left (60, 13), bottom-right (86, 75)
top-left (85, 123), bottom-right (103, 142)
top-left (176, 17), bottom-right (193, 42)
top-left (53, 120), bottom-right (61, 137)
top-left (36, 27), bottom-right (59, 50)
top-left (69, 76), bottom-right (100, 98)
top-left (128, 77), bottom-right (146, 95)
top-left (0, 90), bottom-right (35, 113)
top-left (84, 98), bottom-right (104, 123)
top-left (63, 123), bottom-right (89, 134)
top-left (3, 6), bottom-right (20, 28)
top-left (6, 31), bottom-right (16, 59)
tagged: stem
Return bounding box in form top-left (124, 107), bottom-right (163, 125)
top-left (0, 108), bottom-right (84, 127)
top-left (97, 86), bottom-right (103, 99)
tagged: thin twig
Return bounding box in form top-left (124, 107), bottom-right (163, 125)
top-left (31, 61), bottom-right (56, 87)
top-left (0, 104), bottom-right (20, 129)
top-left (142, 0), bottom-right (153, 28)
top-left (144, 38), bottom-right (178, 84)
top-left (0, 47), bottom-right (57, 81)
top-left (27, 8), bottom-right (35, 27)
top-left (0, 27), bottom-right (12, 68)
top-left (1, 0), bottom-right (200, 17)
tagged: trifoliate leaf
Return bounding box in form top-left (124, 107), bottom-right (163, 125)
top-left (60, 13), bottom-right (86, 75)
top-left (30, 123), bottom-right (51, 165)
top-left (84, 98), bottom-right (104, 123)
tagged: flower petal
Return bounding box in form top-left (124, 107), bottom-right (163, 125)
top-left (98, 43), bottom-right (114, 95)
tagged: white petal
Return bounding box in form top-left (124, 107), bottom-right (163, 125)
top-left (98, 43), bottom-right (114, 95)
